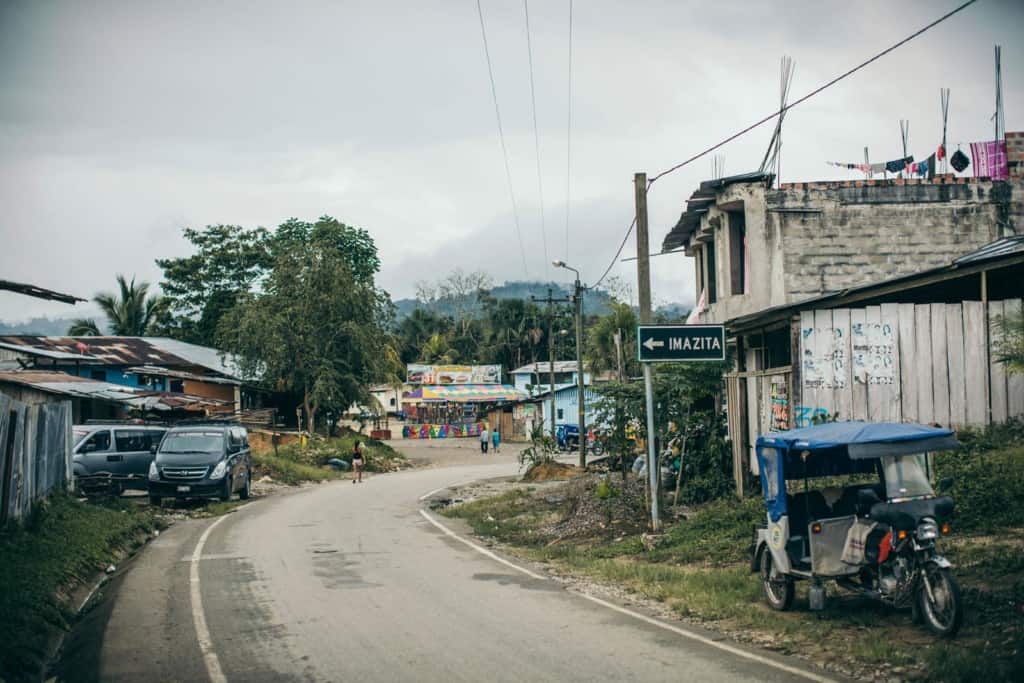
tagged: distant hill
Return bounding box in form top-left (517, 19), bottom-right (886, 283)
top-left (0, 314), bottom-right (95, 336)
top-left (393, 280), bottom-right (617, 320)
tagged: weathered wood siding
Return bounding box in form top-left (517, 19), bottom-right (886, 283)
top-left (797, 299), bottom-right (1023, 427)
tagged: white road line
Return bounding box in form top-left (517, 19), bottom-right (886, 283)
top-left (418, 485), bottom-right (448, 501)
top-left (190, 515), bottom-right (229, 683)
top-left (418, 509), bottom-right (837, 683)
top-left (419, 509), bottom-right (546, 580)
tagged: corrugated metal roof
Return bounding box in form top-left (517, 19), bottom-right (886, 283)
top-left (953, 235), bottom-right (1024, 265)
top-left (0, 336), bottom-right (186, 366)
top-left (0, 370), bottom-right (229, 410)
top-left (0, 341), bottom-right (99, 361)
top-left (142, 337), bottom-right (243, 378)
top-left (125, 365), bottom-right (242, 386)
top-left (511, 361), bottom-right (581, 374)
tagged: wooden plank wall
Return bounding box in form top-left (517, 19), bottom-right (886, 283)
top-left (798, 298), bottom-right (1023, 427)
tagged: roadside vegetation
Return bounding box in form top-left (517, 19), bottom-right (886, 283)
top-left (0, 493), bottom-right (160, 683)
top-left (442, 420), bottom-right (1024, 682)
top-left (251, 429), bottom-right (407, 484)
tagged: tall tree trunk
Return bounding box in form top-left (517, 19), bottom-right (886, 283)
top-left (303, 386), bottom-right (314, 435)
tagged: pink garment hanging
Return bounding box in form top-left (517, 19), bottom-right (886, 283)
top-left (969, 141), bottom-right (1008, 180)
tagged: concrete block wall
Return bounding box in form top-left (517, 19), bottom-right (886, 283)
top-left (772, 177), bottom-right (1016, 303)
top-left (1008, 131), bottom-right (1024, 180)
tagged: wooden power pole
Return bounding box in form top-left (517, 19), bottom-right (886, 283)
top-left (532, 287), bottom-right (571, 442)
top-left (635, 171), bottom-right (661, 531)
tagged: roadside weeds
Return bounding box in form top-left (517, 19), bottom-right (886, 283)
top-left (439, 479), bottom-right (1024, 682)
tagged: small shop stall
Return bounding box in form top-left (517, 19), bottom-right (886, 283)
top-left (400, 371), bottom-right (527, 438)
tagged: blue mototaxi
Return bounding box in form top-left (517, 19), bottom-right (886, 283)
top-left (750, 422), bottom-right (964, 637)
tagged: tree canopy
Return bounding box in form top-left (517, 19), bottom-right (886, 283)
top-left (67, 274), bottom-right (165, 336)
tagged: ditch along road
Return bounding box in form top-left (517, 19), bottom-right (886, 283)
top-left (56, 447), bottom-right (835, 682)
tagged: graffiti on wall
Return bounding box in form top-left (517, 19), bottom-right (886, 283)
top-left (402, 422), bottom-right (484, 439)
top-left (769, 378), bottom-right (790, 431)
top-left (794, 406), bottom-right (829, 428)
top-left (802, 325), bottom-right (847, 390)
top-left (852, 321), bottom-right (895, 385)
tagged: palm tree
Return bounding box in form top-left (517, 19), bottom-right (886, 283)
top-left (67, 318), bottom-right (102, 335)
top-left (67, 275), bottom-right (165, 336)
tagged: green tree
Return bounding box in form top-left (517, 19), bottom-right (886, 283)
top-left (993, 309), bottom-right (1024, 375)
top-left (219, 224), bottom-right (392, 433)
top-left (271, 216), bottom-right (381, 285)
top-left (68, 275), bottom-right (165, 336)
top-left (67, 318), bottom-right (102, 335)
top-left (585, 301), bottom-right (639, 380)
top-left (155, 224), bottom-right (272, 345)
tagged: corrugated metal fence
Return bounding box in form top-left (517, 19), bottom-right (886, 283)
top-left (0, 392), bottom-right (72, 526)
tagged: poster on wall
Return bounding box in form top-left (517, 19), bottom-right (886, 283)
top-left (406, 364), bottom-right (501, 384)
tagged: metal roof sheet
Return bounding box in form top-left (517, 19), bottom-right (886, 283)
top-left (953, 235), bottom-right (1024, 265)
top-left (511, 361), bottom-right (581, 375)
top-left (142, 337), bottom-right (243, 378)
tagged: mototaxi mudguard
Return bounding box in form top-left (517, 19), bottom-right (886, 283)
top-left (751, 519), bottom-right (793, 575)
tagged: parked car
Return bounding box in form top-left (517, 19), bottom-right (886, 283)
top-left (73, 423), bottom-right (168, 494)
top-left (148, 423), bottom-right (252, 506)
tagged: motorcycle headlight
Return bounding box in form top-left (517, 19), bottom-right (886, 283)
top-left (210, 461), bottom-right (228, 480)
top-left (148, 461), bottom-right (159, 481)
top-left (916, 520), bottom-right (939, 541)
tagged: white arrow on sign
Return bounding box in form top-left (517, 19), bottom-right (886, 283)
top-left (642, 337), bottom-right (665, 351)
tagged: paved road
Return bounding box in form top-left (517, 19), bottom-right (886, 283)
top-left (62, 460), bottom-right (830, 682)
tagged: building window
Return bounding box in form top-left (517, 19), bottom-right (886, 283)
top-left (706, 239), bottom-right (717, 304)
top-left (695, 249), bottom-right (704, 297)
top-left (170, 380), bottom-right (184, 393)
top-left (389, 397), bottom-right (396, 406)
top-left (557, 408), bottom-right (564, 420)
top-left (90, 370), bottom-right (106, 382)
top-left (728, 210), bottom-right (746, 295)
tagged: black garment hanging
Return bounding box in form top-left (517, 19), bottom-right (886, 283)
top-left (950, 149), bottom-right (970, 173)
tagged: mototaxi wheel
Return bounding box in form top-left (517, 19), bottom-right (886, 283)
top-left (918, 565), bottom-right (962, 637)
top-left (760, 546), bottom-right (795, 611)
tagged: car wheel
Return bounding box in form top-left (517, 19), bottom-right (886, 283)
top-left (149, 495), bottom-right (162, 506)
top-left (219, 477), bottom-right (232, 502)
top-left (239, 469), bottom-right (251, 500)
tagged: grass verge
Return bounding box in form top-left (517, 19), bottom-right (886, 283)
top-left (250, 451), bottom-right (345, 485)
top-left (442, 442), bottom-right (1024, 681)
top-left (0, 493), bottom-right (159, 683)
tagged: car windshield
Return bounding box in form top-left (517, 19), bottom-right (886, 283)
top-left (881, 454), bottom-right (934, 500)
top-left (160, 432), bottom-right (223, 454)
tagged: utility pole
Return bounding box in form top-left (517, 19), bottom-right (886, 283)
top-left (532, 288), bottom-right (571, 442)
top-left (635, 171), bottom-right (661, 532)
top-left (573, 276), bottom-right (586, 469)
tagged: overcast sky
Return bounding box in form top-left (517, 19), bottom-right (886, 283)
top-left (1, 0), bottom-right (1021, 323)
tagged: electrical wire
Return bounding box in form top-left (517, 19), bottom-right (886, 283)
top-left (647, 0), bottom-right (977, 186)
top-left (589, 0), bottom-right (978, 289)
top-left (564, 0), bottom-right (573, 263)
top-left (476, 0), bottom-right (530, 277)
top-left (523, 0), bottom-right (549, 275)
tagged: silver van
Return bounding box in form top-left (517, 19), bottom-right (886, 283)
top-left (73, 423), bottom-right (168, 494)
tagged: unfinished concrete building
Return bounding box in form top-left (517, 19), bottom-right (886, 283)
top-left (662, 132), bottom-right (1024, 493)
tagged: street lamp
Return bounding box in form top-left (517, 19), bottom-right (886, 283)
top-left (553, 260), bottom-right (586, 469)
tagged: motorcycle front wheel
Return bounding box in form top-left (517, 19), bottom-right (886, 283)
top-left (918, 565), bottom-right (963, 637)
top-left (760, 547), bottom-right (794, 611)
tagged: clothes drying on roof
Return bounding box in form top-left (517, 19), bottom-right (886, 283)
top-left (969, 140), bottom-right (1008, 180)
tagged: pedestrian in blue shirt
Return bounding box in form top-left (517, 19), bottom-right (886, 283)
top-left (492, 427), bottom-right (501, 454)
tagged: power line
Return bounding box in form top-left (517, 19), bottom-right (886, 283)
top-left (648, 0), bottom-right (977, 185)
top-left (564, 0), bottom-right (573, 263)
top-left (523, 0), bottom-right (549, 275)
top-left (476, 0), bottom-right (530, 277)
top-left (590, 0), bottom-right (977, 287)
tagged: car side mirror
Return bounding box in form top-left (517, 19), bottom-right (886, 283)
top-left (150, 445), bottom-right (158, 455)
top-left (938, 477), bottom-right (954, 493)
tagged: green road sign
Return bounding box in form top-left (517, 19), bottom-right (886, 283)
top-left (636, 324), bottom-right (725, 362)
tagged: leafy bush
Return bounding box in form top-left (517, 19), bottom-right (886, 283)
top-left (518, 425), bottom-right (558, 471)
top-left (0, 494), bottom-right (158, 682)
top-left (934, 419), bottom-right (1024, 533)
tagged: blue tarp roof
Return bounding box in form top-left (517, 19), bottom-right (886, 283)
top-left (757, 421), bottom-right (953, 450)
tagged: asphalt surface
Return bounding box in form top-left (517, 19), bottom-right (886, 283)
top-left (59, 451), bottom-right (831, 682)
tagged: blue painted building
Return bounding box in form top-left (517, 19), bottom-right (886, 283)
top-left (511, 361), bottom-right (591, 395)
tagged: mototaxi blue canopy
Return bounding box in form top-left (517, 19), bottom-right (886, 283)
top-left (755, 422), bottom-right (958, 522)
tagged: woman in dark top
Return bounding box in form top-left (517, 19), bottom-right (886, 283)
top-left (352, 441), bottom-right (364, 483)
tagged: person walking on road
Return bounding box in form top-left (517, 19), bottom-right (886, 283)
top-left (352, 440), bottom-right (365, 483)
top-left (492, 427), bottom-right (501, 454)
top-left (480, 425), bottom-right (489, 454)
